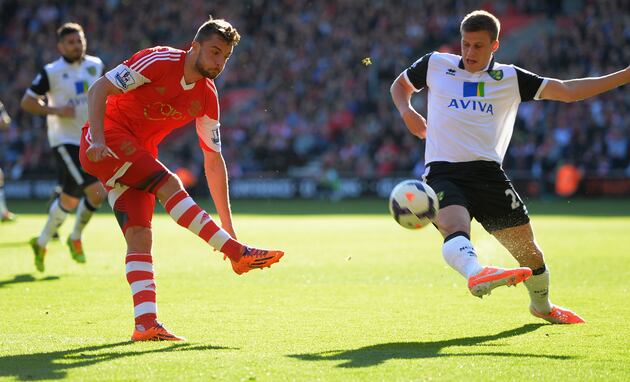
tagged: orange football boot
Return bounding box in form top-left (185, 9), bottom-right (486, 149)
top-left (228, 246), bottom-right (284, 275)
top-left (131, 323), bottom-right (185, 341)
top-left (468, 266), bottom-right (532, 297)
top-left (67, 237), bottom-right (86, 263)
top-left (530, 305), bottom-right (586, 324)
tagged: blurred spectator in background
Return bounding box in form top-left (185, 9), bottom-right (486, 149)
top-left (0, 0), bottom-right (628, 198)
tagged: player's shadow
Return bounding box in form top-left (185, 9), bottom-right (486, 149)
top-left (0, 274), bottom-right (60, 289)
top-left (0, 341), bottom-right (236, 380)
top-left (290, 323), bottom-right (573, 368)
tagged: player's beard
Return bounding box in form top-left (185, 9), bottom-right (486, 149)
top-left (64, 49), bottom-right (85, 63)
top-left (195, 57), bottom-right (219, 79)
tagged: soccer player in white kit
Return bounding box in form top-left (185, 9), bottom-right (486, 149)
top-left (0, 99), bottom-right (16, 222)
top-left (21, 23), bottom-right (107, 271)
top-left (391, 10), bottom-right (630, 324)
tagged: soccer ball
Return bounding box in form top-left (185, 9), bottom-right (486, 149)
top-left (389, 180), bottom-right (439, 229)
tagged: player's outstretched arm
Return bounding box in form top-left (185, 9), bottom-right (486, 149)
top-left (390, 73), bottom-right (427, 139)
top-left (86, 77), bottom-right (122, 162)
top-left (539, 65), bottom-right (630, 103)
top-left (203, 150), bottom-right (236, 239)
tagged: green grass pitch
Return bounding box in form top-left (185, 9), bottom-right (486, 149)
top-left (1, 199), bottom-right (629, 381)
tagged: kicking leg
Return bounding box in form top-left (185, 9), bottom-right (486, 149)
top-left (438, 205), bottom-right (531, 298)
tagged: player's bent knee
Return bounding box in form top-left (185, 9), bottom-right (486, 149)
top-left (125, 226), bottom-right (153, 253)
top-left (155, 174), bottom-right (184, 203)
top-left (59, 193), bottom-right (80, 211)
top-left (84, 183), bottom-right (107, 205)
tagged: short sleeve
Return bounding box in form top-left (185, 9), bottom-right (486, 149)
top-left (28, 68), bottom-right (50, 96)
top-left (514, 65), bottom-right (547, 102)
top-left (105, 47), bottom-right (179, 92)
top-left (196, 115), bottom-right (221, 152)
top-left (404, 52), bottom-right (434, 92)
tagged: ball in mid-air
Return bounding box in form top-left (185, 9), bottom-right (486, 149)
top-left (389, 180), bottom-right (439, 229)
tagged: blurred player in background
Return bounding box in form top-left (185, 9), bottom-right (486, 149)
top-left (21, 22), bottom-right (107, 271)
top-left (0, 99), bottom-right (16, 222)
top-left (82, 16), bottom-right (284, 341)
top-left (391, 10), bottom-right (630, 324)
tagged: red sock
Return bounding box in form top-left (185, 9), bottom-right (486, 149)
top-left (163, 190), bottom-right (243, 261)
top-left (126, 253), bottom-right (158, 330)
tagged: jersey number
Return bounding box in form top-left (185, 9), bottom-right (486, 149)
top-left (505, 189), bottom-right (521, 210)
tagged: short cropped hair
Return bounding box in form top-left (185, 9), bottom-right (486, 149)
top-left (57, 22), bottom-right (84, 41)
top-left (194, 16), bottom-right (241, 46)
top-left (460, 10), bottom-right (501, 41)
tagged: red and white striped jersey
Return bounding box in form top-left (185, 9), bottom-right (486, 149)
top-left (103, 46), bottom-right (221, 153)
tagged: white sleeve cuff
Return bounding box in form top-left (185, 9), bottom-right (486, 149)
top-left (534, 78), bottom-right (549, 100)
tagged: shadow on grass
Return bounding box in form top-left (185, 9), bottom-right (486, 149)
top-left (0, 341), bottom-right (236, 380)
top-left (0, 274), bottom-right (60, 288)
top-left (289, 324), bottom-right (573, 368)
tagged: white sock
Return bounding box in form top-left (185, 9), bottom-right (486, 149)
top-left (38, 198), bottom-right (68, 246)
top-left (524, 267), bottom-right (552, 314)
top-left (442, 232), bottom-right (484, 279)
top-left (0, 186), bottom-right (7, 215)
top-left (70, 198), bottom-right (99, 240)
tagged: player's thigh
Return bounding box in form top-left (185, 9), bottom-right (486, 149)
top-left (80, 131), bottom-right (172, 194)
top-left (470, 168), bottom-right (530, 233)
top-left (425, 167), bottom-right (473, 236)
top-left (110, 185), bottom-right (156, 234)
top-left (115, 151), bottom-right (173, 194)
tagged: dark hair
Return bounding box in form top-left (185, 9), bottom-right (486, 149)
top-left (460, 10), bottom-right (500, 41)
top-left (194, 15), bottom-right (240, 46)
top-left (57, 22), bottom-right (84, 41)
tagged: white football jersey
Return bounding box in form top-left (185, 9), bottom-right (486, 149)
top-left (28, 55), bottom-right (104, 147)
top-left (403, 52), bottom-right (548, 164)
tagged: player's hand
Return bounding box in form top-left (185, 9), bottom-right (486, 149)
top-left (401, 108), bottom-right (427, 139)
top-left (86, 141), bottom-right (118, 162)
top-left (55, 105), bottom-right (75, 118)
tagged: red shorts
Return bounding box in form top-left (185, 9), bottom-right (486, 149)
top-left (79, 126), bottom-right (173, 232)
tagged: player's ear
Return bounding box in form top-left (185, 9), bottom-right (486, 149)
top-left (191, 40), bottom-right (201, 54)
top-left (491, 39), bottom-right (500, 52)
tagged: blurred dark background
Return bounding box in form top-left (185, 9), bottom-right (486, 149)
top-left (1, 0), bottom-right (629, 199)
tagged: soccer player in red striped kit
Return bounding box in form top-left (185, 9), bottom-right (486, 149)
top-left (80, 17), bottom-right (284, 341)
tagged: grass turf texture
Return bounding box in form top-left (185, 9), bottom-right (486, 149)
top-left (1, 199), bottom-right (629, 381)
